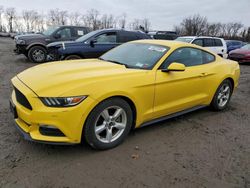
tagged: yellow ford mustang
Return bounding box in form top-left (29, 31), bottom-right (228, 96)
top-left (10, 40), bottom-right (240, 149)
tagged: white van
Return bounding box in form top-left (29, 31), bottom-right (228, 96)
top-left (176, 36), bottom-right (228, 58)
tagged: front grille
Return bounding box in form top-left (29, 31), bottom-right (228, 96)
top-left (14, 87), bottom-right (32, 110)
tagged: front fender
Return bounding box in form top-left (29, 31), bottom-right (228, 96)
top-left (26, 43), bottom-right (47, 51)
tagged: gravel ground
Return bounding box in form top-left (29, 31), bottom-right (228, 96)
top-left (0, 37), bottom-right (249, 188)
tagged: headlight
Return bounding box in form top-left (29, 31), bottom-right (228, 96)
top-left (40, 96), bottom-right (87, 107)
top-left (16, 39), bottom-right (26, 45)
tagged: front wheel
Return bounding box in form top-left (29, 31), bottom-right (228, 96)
top-left (28, 46), bottom-right (47, 63)
top-left (210, 79), bottom-right (233, 111)
top-left (84, 98), bottom-right (133, 150)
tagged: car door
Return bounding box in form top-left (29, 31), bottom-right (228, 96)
top-left (84, 32), bottom-right (119, 58)
top-left (153, 47), bottom-right (214, 118)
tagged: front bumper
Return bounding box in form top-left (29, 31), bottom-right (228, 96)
top-left (14, 44), bottom-right (27, 55)
top-left (10, 76), bottom-right (95, 144)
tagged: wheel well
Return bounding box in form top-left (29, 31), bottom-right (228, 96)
top-left (64, 54), bottom-right (84, 59)
top-left (116, 96), bottom-right (137, 129)
top-left (226, 77), bottom-right (234, 89)
top-left (28, 44), bottom-right (47, 51)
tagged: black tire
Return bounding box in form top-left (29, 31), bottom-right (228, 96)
top-left (64, 55), bottom-right (81, 60)
top-left (84, 98), bottom-right (133, 150)
top-left (28, 46), bottom-right (47, 63)
top-left (210, 79), bottom-right (233, 111)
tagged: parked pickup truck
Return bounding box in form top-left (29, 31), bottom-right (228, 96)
top-left (14, 26), bottom-right (90, 63)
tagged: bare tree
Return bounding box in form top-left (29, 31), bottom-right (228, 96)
top-left (118, 13), bottom-right (126, 29)
top-left (206, 22), bottom-right (222, 36)
top-left (59, 10), bottom-right (68, 25)
top-left (100, 14), bottom-right (117, 29)
top-left (22, 10), bottom-right (38, 32)
top-left (83, 9), bottom-right (100, 30)
top-left (141, 18), bottom-right (151, 32)
top-left (180, 14), bottom-right (208, 36)
top-left (129, 19), bottom-right (140, 30)
top-left (14, 16), bottom-right (24, 32)
top-left (5, 7), bottom-right (16, 32)
top-left (0, 6), bottom-right (4, 32)
top-left (69, 12), bottom-right (82, 26)
top-left (47, 9), bottom-right (68, 26)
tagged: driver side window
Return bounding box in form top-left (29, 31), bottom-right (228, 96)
top-left (56, 28), bottom-right (71, 39)
top-left (95, 32), bottom-right (117, 44)
top-left (161, 47), bottom-right (208, 69)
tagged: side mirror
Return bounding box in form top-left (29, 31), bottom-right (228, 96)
top-left (54, 33), bottom-right (61, 39)
top-left (162, 62), bottom-right (186, 72)
top-left (90, 39), bottom-right (97, 47)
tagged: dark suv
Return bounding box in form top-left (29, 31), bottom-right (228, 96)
top-left (14, 26), bottom-right (90, 63)
top-left (47, 29), bottom-right (151, 61)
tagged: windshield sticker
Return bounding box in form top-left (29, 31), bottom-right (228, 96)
top-left (148, 46), bottom-right (166, 53)
top-left (77, 30), bottom-right (84, 36)
top-left (135, 63), bottom-right (144, 67)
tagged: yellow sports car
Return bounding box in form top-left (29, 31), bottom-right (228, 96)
top-left (10, 40), bottom-right (240, 149)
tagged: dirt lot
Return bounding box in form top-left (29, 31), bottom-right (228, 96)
top-left (0, 37), bottom-right (249, 188)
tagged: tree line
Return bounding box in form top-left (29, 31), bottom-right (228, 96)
top-left (0, 6), bottom-right (249, 42)
top-left (174, 14), bottom-right (250, 42)
top-left (0, 6), bottom-right (151, 33)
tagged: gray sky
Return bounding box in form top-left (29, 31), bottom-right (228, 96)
top-left (1, 0), bottom-right (249, 30)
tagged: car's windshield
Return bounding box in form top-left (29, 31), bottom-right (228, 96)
top-left (75, 30), bottom-right (99, 42)
top-left (175, 37), bottom-right (193, 43)
top-left (100, 43), bottom-right (169, 70)
top-left (241, 44), bottom-right (250, 50)
top-left (42, 26), bottom-right (60, 36)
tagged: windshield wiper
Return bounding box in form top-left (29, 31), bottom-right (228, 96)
top-left (98, 58), bottom-right (130, 68)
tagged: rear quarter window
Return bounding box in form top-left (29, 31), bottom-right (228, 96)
top-left (119, 32), bottom-right (138, 43)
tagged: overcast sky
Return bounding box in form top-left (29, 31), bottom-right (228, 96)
top-left (1, 0), bottom-right (249, 30)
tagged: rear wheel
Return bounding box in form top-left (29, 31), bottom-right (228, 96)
top-left (210, 79), bottom-right (233, 111)
top-left (28, 46), bottom-right (47, 63)
top-left (84, 98), bottom-right (133, 150)
top-left (64, 55), bottom-right (82, 60)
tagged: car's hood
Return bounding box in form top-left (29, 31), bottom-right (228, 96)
top-left (47, 41), bottom-right (81, 48)
top-left (16, 33), bottom-right (46, 40)
top-left (230, 49), bottom-right (250, 55)
top-left (17, 59), bottom-right (144, 97)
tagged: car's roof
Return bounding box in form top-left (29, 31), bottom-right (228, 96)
top-left (96, 28), bottom-right (147, 34)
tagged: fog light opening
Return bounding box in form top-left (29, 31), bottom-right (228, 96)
top-left (39, 124), bottom-right (65, 137)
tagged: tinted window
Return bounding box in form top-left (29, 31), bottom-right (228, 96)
top-left (161, 47), bottom-right (215, 69)
top-left (193, 39), bottom-right (203, 47)
top-left (203, 39), bottom-right (214, 47)
top-left (95, 32), bottom-right (117, 43)
top-left (56, 28), bottom-right (71, 39)
top-left (214, 39), bottom-right (223, 46)
top-left (119, 31), bottom-right (138, 43)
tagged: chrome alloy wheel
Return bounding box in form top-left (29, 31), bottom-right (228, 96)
top-left (32, 49), bottom-right (45, 62)
top-left (217, 84), bottom-right (231, 108)
top-left (94, 106), bottom-right (127, 143)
